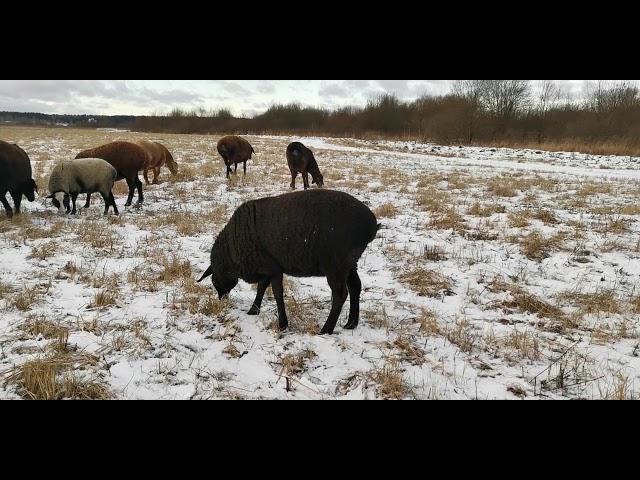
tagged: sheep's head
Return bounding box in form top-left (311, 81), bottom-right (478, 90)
top-left (311, 171), bottom-right (324, 187)
top-left (22, 179), bottom-right (38, 202)
top-left (212, 268), bottom-right (239, 300)
top-left (48, 192), bottom-right (70, 214)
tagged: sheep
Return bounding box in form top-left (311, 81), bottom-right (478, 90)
top-left (47, 158), bottom-right (118, 215)
top-left (135, 140), bottom-right (178, 185)
top-left (75, 141), bottom-right (146, 208)
top-left (286, 142), bottom-right (324, 190)
top-left (216, 136), bottom-right (256, 178)
top-left (197, 189), bottom-right (380, 335)
top-left (0, 140), bottom-right (38, 218)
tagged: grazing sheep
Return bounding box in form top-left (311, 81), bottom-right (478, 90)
top-left (286, 142), bottom-right (324, 190)
top-left (0, 140), bottom-right (38, 218)
top-left (47, 158), bottom-right (118, 215)
top-left (75, 141), bottom-right (146, 207)
top-left (198, 189), bottom-right (380, 335)
top-left (216, 136), bottom-right (255, 178)
top-left (136, 140), bottom-right (178, 185)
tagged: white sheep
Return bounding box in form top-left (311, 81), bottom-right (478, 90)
top-left (47, 158), bottom-right (119, 215)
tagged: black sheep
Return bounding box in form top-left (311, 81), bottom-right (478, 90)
top-left (286, 142), bottom-right (324, 190)
top-left (0, 140), bottom-right (38, 218)
top-left (198, 189), bottom-right (380, 335)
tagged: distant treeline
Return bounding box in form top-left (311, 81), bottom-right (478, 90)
top-left (0, 111), bottom-right (135, 129)
top-left (5, 81), bottom-right (640, 155)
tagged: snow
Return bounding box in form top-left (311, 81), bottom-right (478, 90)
top-left (0, 127), bottom-right (639, 399)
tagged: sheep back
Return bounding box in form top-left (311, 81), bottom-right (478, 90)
top-left (48, 158), bottom-right (117, 196)
top-left (75, 141), bottom-right (146, 180)
top-left (0, 140), bottom-right (33, 193)
top-left (214, 189), bottom-right (379, 281)
top-left (217, 136), bottom-right (255, 165)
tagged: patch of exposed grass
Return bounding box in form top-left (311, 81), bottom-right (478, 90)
top-left (366, 358), bottom-right (413, 400)
top-left (398, 267), bottom-right (453, 298)
top-left (468, 202), bottom-right (506, 217)
top-left (373, 202), bottom-right (399, 219)
top-left (557, 289), bottom-right (620, 315)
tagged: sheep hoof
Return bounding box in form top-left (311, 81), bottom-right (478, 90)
top-left (5, 211), bottom-right (13, 219)
top-left (319, 327), bottom-right (334, 335)
top-left (247, 307), bottom-right (260, 315)
top-left (278, 321), bottom-right (289, 331)
top-left (125, 202), bottom-right (132, 207)
top-left (343, 321), bottom-right (358, 330)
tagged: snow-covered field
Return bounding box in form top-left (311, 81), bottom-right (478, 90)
top-left (1, 126), bottom-right (639, 399)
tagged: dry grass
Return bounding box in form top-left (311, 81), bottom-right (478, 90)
top-left (28, 241), bottom-right (57, 261)
top-left (518, 231), bottom-right (566, 260)
top-left (428, 209), bottom-right (466, 232)
top-left (398, 267), bottom-right (453, 298)
top-left (488, 179), bottom-right (517, 197)
top-left (22, 315), bottom-right (69, 342)
top-left (445, 318), bottom-right (477, 353)
top-left (504, 327), bottom-right (541, 361)
top-left (508, 212), bottom-right (530, 228)
top-left (468, 202), bottom-right (506, 217)
top-left (366, 358), bottom-right (413, 400)
top-left (158, 254), bottom-right (192, 283)
top-left (89, 290), bottom-right (117, 309)
top-left (415, 309), bottom-right (440, 335)
top-left (390, 335), bottom-right (426, 365)
top-left (557, 289), bottom-right (621, 315)
top-left (415, 186), bottom-right (450, 213)
top-left (423, 244), bottom-right (447, 261)
top-left (373, 202), bottom-right (399, 219)
top-left (10, 286), bottom-right (40, 311)
top-left (490, 280), bottom-right (566, 322)
top-left (283, 294), bottom-right (322, 335)
top-left (2, 353), bottom-right (111, 400)
top-left (277, 348), bottom-right (317, 377)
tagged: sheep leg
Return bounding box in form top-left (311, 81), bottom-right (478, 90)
top-left (243, 161), bottom-right (247, 176)
top-left (1, 195), bottom-right (13, 218)
top-left (70, 193), bottom-right (79, 214)
top-left (271, 273), bottom-right (288, 331)
top-left (125, 178), bottom-right (135, 206)
top-left (290, 170), bottom-right (297, 189)
top-left (248, 277), bottom-right (270, 315)
top-left (10, 191), bottom-right (22, 215)
top-left (302, 172), bottom-right (310, 190)
top-left (143, 168), bottom-right (150, 185)
top-left (226, 163), bottom-right (232, 179)
top-left (109, 192), bottom-right (119, 215)
top-left (101, 191), bottom-right (119, 215)
top-left (153, 167), bottom-right (160, 184)
top-left (85, 193), bottom-right (91, 208)
top-left (135, 176), bottom-right (144, 204)
top-left (234, 163), bottom-right (238, 175)
top-left (343, 267), bottom-right (362, 330)
top-left (320, 272), bottom-right (349, 335)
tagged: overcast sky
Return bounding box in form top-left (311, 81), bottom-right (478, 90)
top-left (0, 80), bottom-right (633, 117)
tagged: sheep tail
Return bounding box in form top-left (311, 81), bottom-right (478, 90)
top-left (251, 147), bottom-right (256, 155)
top-left (197, 265), bottom-right (213, 283)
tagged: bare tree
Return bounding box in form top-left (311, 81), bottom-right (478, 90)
top-left (480, 80), bottom-right (531, 120)
top-left (537, 80), bottom-right (561, 116)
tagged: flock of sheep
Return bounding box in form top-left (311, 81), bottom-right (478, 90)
top-left (0, 135), bottom-right (379, 335)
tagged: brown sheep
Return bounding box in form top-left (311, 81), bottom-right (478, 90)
top-left (136, 140), bottom-right (178, 185)
top-left (197, 189), bottom-right (380, 335)
top-left (0, 140), bottom-right (38, 218)
top-left (75, 141), bottom-right (146, 207)
top-left (286, 142), bottom-right (324, 190)
top-left (216, 136), bottom-right (255, 178)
